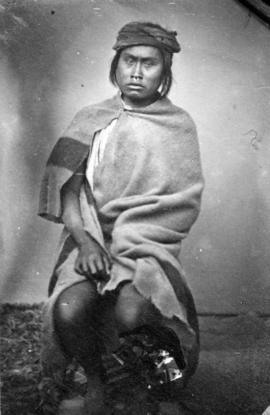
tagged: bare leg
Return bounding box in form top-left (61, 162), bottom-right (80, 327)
top-left (114, 282), bottom-right (188, 371)
top-left (114, 282), bottom-right (160, 333)
top-left (54, 280), bottom-right (109, 414)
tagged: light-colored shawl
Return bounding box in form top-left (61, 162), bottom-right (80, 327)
top-left (39, 94), bottom-right (204, 383)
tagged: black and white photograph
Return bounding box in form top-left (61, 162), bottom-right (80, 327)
top-left (1, 1), bottom-right (270, 414)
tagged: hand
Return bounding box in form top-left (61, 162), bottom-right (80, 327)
top-left (74, 236), bottom-right (111, 282)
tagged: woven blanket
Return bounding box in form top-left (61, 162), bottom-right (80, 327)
top-left (39, 94), bottom-right (204, 381)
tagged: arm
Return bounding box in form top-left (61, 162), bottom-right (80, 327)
top-left (61, 166), bottom-right (111, 281)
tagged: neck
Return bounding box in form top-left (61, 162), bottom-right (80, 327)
top-left (121, 92), bottom-right (160, 109)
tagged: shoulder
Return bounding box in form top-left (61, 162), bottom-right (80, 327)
top-left (71, 95), bottom-right (120, 120)
top-left (165, 98), bottom-right (195, 123)
top-left (162, 98), bottom-right (197, 134)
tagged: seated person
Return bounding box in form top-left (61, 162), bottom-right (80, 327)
top-left (38, 21), bottom-right (204, 415)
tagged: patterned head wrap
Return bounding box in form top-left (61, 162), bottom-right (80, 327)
top-left (113, 21), bottom-right (181, 54)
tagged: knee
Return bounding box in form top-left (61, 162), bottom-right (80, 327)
top-left (54, 281), bottom-right (98, 330)
top-left (115, 300), bottom-right (141, 332)
top-left (54, 297), bottom-right (79, 330)
top-left (115, 283), bottom-right (157, 332)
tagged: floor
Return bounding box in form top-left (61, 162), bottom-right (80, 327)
top-left (177, 313), bottom-right (270, 415)
top-left (1, 305), bottom-right (270, 415)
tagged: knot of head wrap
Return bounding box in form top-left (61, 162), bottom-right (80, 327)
top-left (113, 21), bottom-right (181, 54)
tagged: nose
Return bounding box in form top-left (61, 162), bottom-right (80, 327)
top-left (131, 62), bottom-right (143, 80)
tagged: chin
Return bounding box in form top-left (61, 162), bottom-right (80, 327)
top-left (126, 90), bottom-right (144, 97)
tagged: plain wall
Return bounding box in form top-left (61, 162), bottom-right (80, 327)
top-left (1, 0), bottom-right (269, 313)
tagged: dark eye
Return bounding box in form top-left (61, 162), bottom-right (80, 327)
top-left (144, 60), bottom-right (154, 67)
top-left (125, 57), bottom-right (134, 65)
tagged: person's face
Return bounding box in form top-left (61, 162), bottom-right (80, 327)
top-left (115, 45), bottom-right (164, 108)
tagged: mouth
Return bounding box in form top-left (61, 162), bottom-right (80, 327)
top-left (127, 84), bottom-right (144, 90)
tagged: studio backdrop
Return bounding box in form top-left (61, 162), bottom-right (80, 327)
top-left (1, 0), bottom-right (270, 313)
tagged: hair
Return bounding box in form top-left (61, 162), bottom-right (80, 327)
top-left (109, 47), bottom-right (173, 98)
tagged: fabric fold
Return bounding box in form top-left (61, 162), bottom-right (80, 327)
top-left (39, 93), bottom-right (204, 380)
